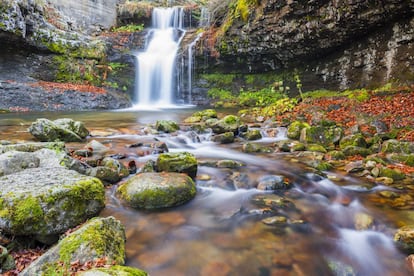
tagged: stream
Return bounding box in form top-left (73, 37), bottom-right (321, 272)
top-left (0, 109), bottom-right (412, 275)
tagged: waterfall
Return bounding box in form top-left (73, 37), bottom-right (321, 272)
top-left (187, 33), bottom-right (202, 104)
top-left (133, 7), bottom-right (185, 108)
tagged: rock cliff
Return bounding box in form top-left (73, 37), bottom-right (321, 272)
top-left (203, 0), bottom-right (414, 90)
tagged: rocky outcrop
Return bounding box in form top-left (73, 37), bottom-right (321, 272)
top-left (201, 0), bottom-right (414, 91)
top-left (21, 216), bottom-right (127, 275)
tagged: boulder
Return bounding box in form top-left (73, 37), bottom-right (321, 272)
top-left (211, 115), bottom-right (240, 134)
top-left (21, 217), bottom-right (126, 275)
top-left (339, 134), bottom-right (367, 150)
top-left (28, 118), bottom-right (89, 142)
top-left (78, 266), bottom-right (148, 276)
top-left (240, 129), bottom-right (262, 141)
top-left (0, 142), bottom-right (65, 154)
top-left (394, 226), bottom-right (414, 254)
top-left (381, 140), bottom-right (414, 154)
top-left (211, 132), bottom-right (235, 144)
top-left (287, 121), bottom-right (310, 140)
top-left (117, 172), bottom-right (196, 209)
top-left (86, 157), bottom-right (129, 184)
top-left (300, 125), bottom-right (343, 149)
top-left (0, 151), bottom-right (40, 176)
top-left (184, 109), bottom-right (217, 123)
top-left (257, 175), bottom-right (291, 190)
top-left (0, 167), bottom-right (105, 237)
top-left (156, 152), bottom-right (198, 178)
top-left (155, 120), bottom-right (179, 133)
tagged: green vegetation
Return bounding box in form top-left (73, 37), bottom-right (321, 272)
top-left (112, 24), bottom-right (144, 33)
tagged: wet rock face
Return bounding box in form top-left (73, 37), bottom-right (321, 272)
top-left (208, 0), bottom-right (414, 90)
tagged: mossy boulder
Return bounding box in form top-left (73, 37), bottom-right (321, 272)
top-left (327, 150), bottom-right (346, 160)
top-left (387, 153), bottom-right (414, 166)
top-left (381, 139), bottom-right (414, 154)
top-left (28, 118), bottom-right (89, 142)
top-left (156, 152), bottom-right (198, 178)
top-left (379, 167), bottom-right (405, 181)
top-left (339, 134), bottom-right (367, 150)
top-left (0, 167), bottom-right (105, 237)
top-left (86, 157), bottom-right (129, 184)
top-left (78, 265), bottom-right (148, 276)
top-left (184, 109), bottom-right (217, 123)
top-left (306, 144), bottom-right (328, 153)
top-left (0, 245), bottom-right (15, 272)
top-left (0, 151), bottom-right (40, 176)
top-left (20, 217), bottom-right (126, 275)
top-left (240, 129), bottom-right (262, 141)
top-left (211, 115), bottom-right (240, 134)
top-left (0, 142), bottom-right (66, 154)
top-left (287, 121), bottom-right (310, 140)
top-left (242, 142), bottom-right (272, 153)
top-left (117, 172), bottom-right (196, 209)
top-left (394, 226), bottom-right (414, 254)
top-left (342, 146), bottom-right (372, 157)
top-left (155, 120), bottom-right (179, 133)
top-left (211, 132), bottom-right (235, 144)
top-left (300, 125), bottom-right (343, 149)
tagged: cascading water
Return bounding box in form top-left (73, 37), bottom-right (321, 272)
top-left (133, 7), bottom-right (185, 108)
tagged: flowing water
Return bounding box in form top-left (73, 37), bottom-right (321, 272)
top-left (133, 7), bottom-right (185, 108)
top-left (0, 110), bottom-right (412, 275)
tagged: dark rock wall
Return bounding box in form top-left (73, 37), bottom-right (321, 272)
top-left (203, 0), bottom-right (414, 90)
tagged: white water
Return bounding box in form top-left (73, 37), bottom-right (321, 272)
top-left (133, 7), bottom-right (185, 109)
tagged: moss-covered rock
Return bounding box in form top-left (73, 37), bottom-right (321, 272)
top-left (387, 153), bottom-right (414, 166)
top-left (0, 151), bottom-right (40, 176)
top-left (257, 175), bottom-right (291, 190)
top-left (242, 142), bottom-right (272, 153)
top-left (0, 244), bottom-right (15, 272)
top-left (342, 146), bottom-right (372, 157)
top-left (211, 115), bottom-right (240, 134)
top-left (0, 142), bottom-right (66, 154)
top-left (155, 120), bottom-right (179, 133)
top-left (79, 265), bottom-right (148, 276)
top-left (394, 225), bottom-right (414, 254)
top-left (21, 217), bottom-right (126, 275)
top-left (381, 139), bottom-right (414, 154)
top-left (240, 129), bottom-right (262, 141)
top-left (211, 132), bottom-right (235, 144)
top-left (339, 134), bottom-right (367, 150)
top-left (216, 159), bottom-right (244, 168)
top-left (379, 167), bottom-right (405, 181)
top-left (184, 109), bottom-right (218, 123)
top-left (117, 172), bottom-right (196, 209)
top-left (327, 150), bottom-right (346, 160)
top-left (0, 167), bottom-right (105, 237)
top-left (287, 121), bottom-right (310, 140)
top-left (86, 157), bottom-right (129, 184)
top-left (28, 118), bottom-right (89, 142)
top-left (300, 125), bottom-right (343, 149)
top-left (306, 144), bottom-right (327, 153)
top-left (156, 152), bottom-right (198, 178)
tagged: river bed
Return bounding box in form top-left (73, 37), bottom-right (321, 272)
top-left (0, 109), bottom-right (412, 275)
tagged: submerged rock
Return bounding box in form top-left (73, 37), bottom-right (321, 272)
top-left (117, 172), bottom-right (196, 209)
top-left (257, 175), bottom-right (291, 190)
top-left (156, 152), bottom-right (198, 178)
top-left (21, 217), bottom-right (126, 275)
top-left (28, 118), bottom-right (89, 142)
top-left (0, 167), bottom-right (105, 237)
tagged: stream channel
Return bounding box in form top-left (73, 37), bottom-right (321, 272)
top-left (0, 109), bottom-right (412, 276)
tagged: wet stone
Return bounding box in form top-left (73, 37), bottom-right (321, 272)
top-left (262, 216), bottom-right (288, 226)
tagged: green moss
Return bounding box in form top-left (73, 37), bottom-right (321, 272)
top-left (316, 161), bottom-right (333, 171)
top-left (379, 168), bottom-right (405, 181)
top-left (287, 121), bottom-right (310, 140)
top-left (85, 265), bottom-right (148, 276)
top-left (327, 150), bottom-right (346, 160)
top-left (157, 152), bottom-right (198, 178)
top-left (339, 134), bottom-right (367, 150)
top-left (306, 144), bottom-right (327, 153)
top-left (14, 195), bottom-right (43, 228)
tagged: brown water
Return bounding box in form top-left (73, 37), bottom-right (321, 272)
top-left (1, 109), bottom-right (412, 275)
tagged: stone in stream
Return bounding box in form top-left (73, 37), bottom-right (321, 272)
top-left (394, 226), bottom-right (414, 254)
top-left (240, 129), bottom-right (262, 141)
top-left (211, 115), bottom-right (240, 134)
top-left (156, 152), bottom-right (198, 178)
top-left (117, 172), bottom-right (196, 209)
top-left (28, 118), bottom-right (89, 142)
top-left (0, 167), bottom-right (105, 240)
top-left (211, 132), bottom-right (235, 144)
top-left (257, 175), bottom-right (292, 190)
top-left (155, 120), bottom-right (180, 133)
top-left (86, 157), bottom-right (130, 184)
top-left (20, 217), bottom-right (132, 275)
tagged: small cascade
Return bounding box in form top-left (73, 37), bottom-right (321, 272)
top-left (133, 7), bottom-right (185, 108)
top-left (187, 33), bottom-right (202, 104)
